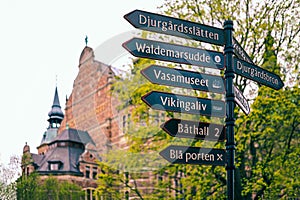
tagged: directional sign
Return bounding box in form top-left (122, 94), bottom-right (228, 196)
top-left (124, 9), bottom-right (225, 46)
top-left (233, 57), bottom-right (284, 90)
top-left (159, 145), bottom-right (226, 166)
top-left (141, 91), bottom-right (225, 118)
top-left (161, 118), bottom-right (225, 141)
top-left (141, 65), bottom-right (225, 94)
top-left (233, 85), bottom-right (250, 115)
top-left (233, 37), bottom-right (254, 64)
top-left (122, 38), bottom-right (224, 69)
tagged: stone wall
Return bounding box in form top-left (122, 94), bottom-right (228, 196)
top-left (59, 46), bottom-right (124, 155)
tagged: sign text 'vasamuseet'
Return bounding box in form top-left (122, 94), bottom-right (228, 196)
top-left (141, 65), bottom-right (225, 93)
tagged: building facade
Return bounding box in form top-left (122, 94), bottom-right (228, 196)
top-left (21, 45), bottom-right (128, 199)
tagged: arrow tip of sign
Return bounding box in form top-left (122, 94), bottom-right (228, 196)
top-left (159, 122), bottom-right (165, 129)
top-left (272, 78), bottom-right (284, 90)
top-left (158, 148), bottom-right (167, 160)
top-left (124, 9), bottom-right (142, 27)
top-left (123, 10), bottom-right (135, 26)
top-left (141, 90), bottom-right (155, 106)
top-left (278, 79), bottom-right (284, 90)
top-left (142, 90), bottom-right (154, 98)
top-left (121, 42), bottom-right (129, 51)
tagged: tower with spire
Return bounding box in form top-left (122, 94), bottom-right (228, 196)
top-left (37, 87), bottom-right (64, 155)
top-left (21, 83), bottom-right (98, 195)
top-left (48, 86), bottom-right (64, 128)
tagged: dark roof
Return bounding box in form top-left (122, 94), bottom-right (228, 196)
top-left (40, 129), bottom-right (57, 145)
top-left (48, 87), bottom-right (64, 119)
top-left (36, 145), bottom-right (84, 175)
top-left (31, 154), bottom-right (44, 167)
top-left (51, 128), bottom-right (96, 146)
top-left (52, 87), bottom-right (61, 108)
top-left (32, 128), bottom-right (96, 176)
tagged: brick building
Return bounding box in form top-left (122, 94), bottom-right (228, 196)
top-left (21, 45), bottom-right (129, 199)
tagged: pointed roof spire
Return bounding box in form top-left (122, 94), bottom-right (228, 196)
top-left (48, 86), bottom-right (64, 120)
top-left (40, 86), bottom-right (64, 147)
top-left (53, 87), bottom-right (61, 108)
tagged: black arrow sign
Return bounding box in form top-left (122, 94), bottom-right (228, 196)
top-left (233, 57), bottom-right (284, 90)
top-left (141, 91), bottom-right (225, 118)
top-left (233, 85), bottom-right (250, 115)
top-left (141, 65), bottom-right (225, 94)
top-left (122, 38), bottom-right (224, 69)
top-left (159, 145), bottom-right (226, 166)
top-left (161, 118), bottom-right (225, 141)
top-left (124, 9), bottom-right (225, 46)
top-left (233, 37), bottom-right (254, 64)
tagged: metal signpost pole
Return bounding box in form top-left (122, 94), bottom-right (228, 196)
top-left (224, 20), bottom-right (235, 200)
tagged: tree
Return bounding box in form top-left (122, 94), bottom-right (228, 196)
top-left (234, 34), bottom-right (299, 199)
top-left (0, 155), bottom-right (21, 200)
top-left (96, 58), bottom-right (173, 199)
top-left (16, 174), bottom-right (84, 200)
top-left (160, 0), bottom-right (300, 199)
top-left (16, 173), bottom-right (40, 200)
top-left (236, 86), bottom-right (300, 199)
top-left (95, 162), bottom-right (123, 199)
top-left (98, 0), bottom-right (300, 199)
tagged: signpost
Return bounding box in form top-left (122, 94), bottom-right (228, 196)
top-left (122, 38), bottom-right (224, 69)
top-left (123, 9), bottom-right (284, 200)
top-left (223, 20), bottom-right (235, 200)
top-left (161, 118), bottom-right (225, 141)
top-left (124, 9), bottom-right (225, 46)
top-left (159, 145), bottom-right (226, 166)
top-left (141, 91), bottom-right (225, 117)
top-left (233, 85), bottom-right (250, 115)
top-left (141, 65), bottom-right (225, 94)
top-left (233, 37), bottom-right (254, 64)
top-left (233, 57), bottom-right (284, 90)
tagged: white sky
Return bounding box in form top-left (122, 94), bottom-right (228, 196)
top-left (0, 0), bottom-right (164, 165)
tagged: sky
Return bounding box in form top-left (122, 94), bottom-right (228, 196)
top-left (0, 0), bottom-right (165, 165)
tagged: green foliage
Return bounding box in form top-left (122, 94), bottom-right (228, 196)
top-left (96, 161), bottom-right (150, 199)
top-left (16, 173), bottom-right (40, 200)
top-left (159, 0), bottom-right (299, 199)
top-left (236, 86), bottom-right (300, 199)
top-left (112, 58), bottom-right (172, 121)
top-left (58, 181), bottom-right (84, 200)
top-left (161, 0), bottom-right (300, 90)
top-left (16, 174), bottom-right (84, 200)
top-left (98, 0), bottom-right (300, 199)
top-left (95, 162), bottom-right (122, 199)
top-left (153, 164), bottom-right (227, 199)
